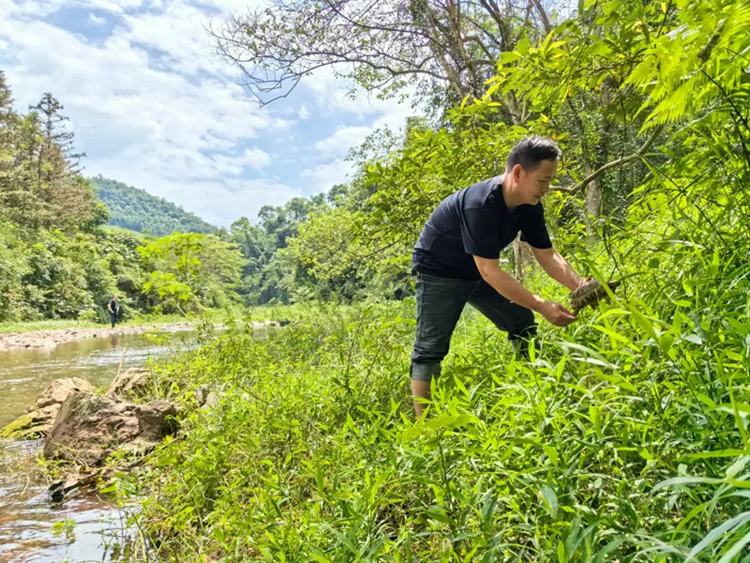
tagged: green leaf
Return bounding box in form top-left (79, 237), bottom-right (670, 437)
top-left (324, 526), bottom-right (359, 555)
top-left (557, 539), bottom-right (566, 563)
top-left (726, 456), bottom-right (750, 479)
top-left (685, 512), bottom-right (750, 562)
top-left (541, 485), bottom-right (558, 518)
top-left (308, 546), bottom-right (333, 563)
top-left (499, 51), bottom-right (522, 65)
top-left (544, 444), bottom-right (559, 467)
top-left (680, 449), bottom-right (750, 461)
top-left (652, 476), bottom-right (724, 493)
top-left (593, 537), bottom-right (629, 563)
top-left (717, 528), bottom-right (750, 563)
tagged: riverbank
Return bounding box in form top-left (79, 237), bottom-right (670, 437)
top-left (0, 322), bottom-right (197, 352)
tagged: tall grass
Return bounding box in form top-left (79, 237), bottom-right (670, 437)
top-left (121, 237), bottom-right (749, 561)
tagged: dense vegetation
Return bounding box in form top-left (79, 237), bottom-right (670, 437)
top-left (0, 74), bottom-right (242, 322)
top-left (227, 184), bottom-right (359, 305)
top-left (105, 0), bottom-right (750, 560)
top-left (91, 176), bottom-right (217, 236)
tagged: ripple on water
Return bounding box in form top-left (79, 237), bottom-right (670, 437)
top-left (0, 440), bottom-right (126, 563)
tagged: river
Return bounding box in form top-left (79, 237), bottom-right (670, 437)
top-left (0, 328), bottom-right (197, 563)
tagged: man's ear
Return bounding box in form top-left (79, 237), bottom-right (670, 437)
top-left (512, 163), bottom-right (523, 182)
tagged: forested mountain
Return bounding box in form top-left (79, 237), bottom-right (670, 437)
top-left (91, 176), bottom-right (216, 236)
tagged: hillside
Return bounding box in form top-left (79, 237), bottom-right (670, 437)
top-left (91, 176), bottom-right (216, 236)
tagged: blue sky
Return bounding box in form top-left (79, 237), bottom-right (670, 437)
top-left (0, 0), bottom-right (415, 226)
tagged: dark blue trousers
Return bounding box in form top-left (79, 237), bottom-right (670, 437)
top-left (411, 272), bottom-right (537, 381)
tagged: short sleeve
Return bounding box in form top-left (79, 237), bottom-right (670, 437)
top-left (519, 203), bottom-right (552, 249)
top-left (460, 207), bottom-right (500, 259)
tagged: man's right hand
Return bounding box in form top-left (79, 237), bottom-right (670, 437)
top-left (538, 300), bottom-right (577, 327)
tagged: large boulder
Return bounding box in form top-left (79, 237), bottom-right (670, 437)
top-left (35, 377), bottom-right (94, 409)
top-left (106, 368), bottom-right (150, 398)
top-left (0, 378), bottom-right (94, 439)
top-left (43, 392), bottom-right (178, 466)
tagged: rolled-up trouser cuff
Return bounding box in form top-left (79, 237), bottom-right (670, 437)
top-left (410, 362), bottom-right (441, 381)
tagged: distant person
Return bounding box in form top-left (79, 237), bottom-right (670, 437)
top-left (107, 295), bottom-right (120, 328)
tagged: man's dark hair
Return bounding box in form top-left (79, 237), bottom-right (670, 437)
top-left (506, 136), bottom-right (561, 171)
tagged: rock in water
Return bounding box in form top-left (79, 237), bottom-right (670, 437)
top-left (49, 470), bottom-right (103, 503)
top-left (106, 367), bottom-right (150, 398)
top-left (43, 392), bottom-right (178, 466)
top-left (0, 378), bottom-right (94, 439)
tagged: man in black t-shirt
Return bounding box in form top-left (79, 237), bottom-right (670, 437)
top-left (410, 136), bottom-right (585, 417)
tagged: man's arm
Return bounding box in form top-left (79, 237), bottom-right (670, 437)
top-left (473, 256), bottom-right (577, 327)
top-left (530, 247), bottom-right (584, 291)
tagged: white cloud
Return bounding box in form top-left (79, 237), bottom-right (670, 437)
top-left (371, 98), bottom-right (415, 133)
top-left (120, 3), bottom-right (237, 78)
top-left (176, 178), bottom-right (302, 227)
top-left (1, 20), bottom-right (288, 147)
top-left (88, 13), bottom-right (107, 25)
top-left (300, 84), bottom-right (417, 194)
top-left (86, 0), bottom-right (143, 12)
top-left (213, 147), bottom-right (272, 174)
top-left (0, 3), bottom-right (293, 225)
top-left (297, 105), bottom-right (310, 120)
top-left (306, 67), bottom-right (381, 117)
top-left (306, 99), bottom-right (415, 193)
top-left (87, 0), bottom-right (148, 13)
top-left (301, 160), bottom-right (354, 192)
top-left (1, 0), bottom-right (142, 16)
top-left (0, 0), bottom-right (62, 17)
top-left (314, 126), bottom-right (372, 157)
top-left (304, 66), bottom-right (420, 124)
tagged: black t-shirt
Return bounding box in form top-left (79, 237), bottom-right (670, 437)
top-left (108, 300), bottom-right (119, 314)
top-left (412, 175), bottom-right (552, 279)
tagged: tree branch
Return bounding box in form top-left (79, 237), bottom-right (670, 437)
top-left (552, 124), bottom-right (664, 193)
top-left (478, 0), bottom-right (511, 51)
top-left (530, 0), bottom-right (552, 33)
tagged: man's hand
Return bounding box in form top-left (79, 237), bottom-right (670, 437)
top-left (473, 256), bottom-right (579, 328)
top-left (538, 300), bottom-right (577, 327)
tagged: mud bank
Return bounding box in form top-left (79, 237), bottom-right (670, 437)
top-left (0, 323), bottom-right (195, 352)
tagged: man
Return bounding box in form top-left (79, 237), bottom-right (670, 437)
top-left (107, 295), bottom-right (120, 328)
top-left (410, 136), bottom-right (585, 417)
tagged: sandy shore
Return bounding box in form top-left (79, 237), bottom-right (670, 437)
top-left (0, 322), bottom-right (197, 353)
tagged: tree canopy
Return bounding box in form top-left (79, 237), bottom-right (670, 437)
top-left (212, 0), bottom-right (557, 112)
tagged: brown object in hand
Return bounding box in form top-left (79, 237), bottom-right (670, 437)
top-left (570, 279), bottom-right (620, 311)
